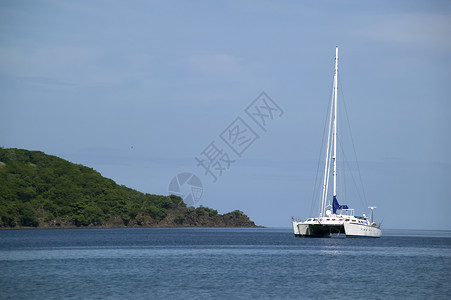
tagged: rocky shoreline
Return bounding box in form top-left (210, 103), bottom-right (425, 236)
top-left (0, 148), bottom-right (260, 229)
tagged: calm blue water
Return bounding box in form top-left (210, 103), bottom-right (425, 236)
top-left (1, 228), bottom-right (450, 299)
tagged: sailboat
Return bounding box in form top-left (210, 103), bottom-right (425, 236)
top-left (292, 47), bottom-right (382, 238)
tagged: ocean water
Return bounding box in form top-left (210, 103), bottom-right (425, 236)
top-left (0, 228), bottom-right (450, 299)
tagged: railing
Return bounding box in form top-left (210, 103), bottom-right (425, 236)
top-left (337, 209), bottom-right (355, 216)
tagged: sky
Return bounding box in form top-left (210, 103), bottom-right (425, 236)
top-left (1, 0), bottom-right (450, 230)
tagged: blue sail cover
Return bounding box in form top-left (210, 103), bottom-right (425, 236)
top-left (333, 196), bottom-right (348, 214)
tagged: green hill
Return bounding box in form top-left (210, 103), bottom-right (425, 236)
top-left (0, 148), bottom-right (256, 228)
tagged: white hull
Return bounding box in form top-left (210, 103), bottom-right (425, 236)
top-left (292, 219), bottom-right (381, 238)
top-left (292, 217), bottom-right (346, 238)
top-left (343, 222), bottom-right (381, 238)
top-left (292, 221), bottom-right (309, 236)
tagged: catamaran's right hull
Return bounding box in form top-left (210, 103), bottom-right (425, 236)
top-left (343, 222), bottom-right (382, 238)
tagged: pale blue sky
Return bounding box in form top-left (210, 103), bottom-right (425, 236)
top-left (1, 0), bottom-right (450, 229)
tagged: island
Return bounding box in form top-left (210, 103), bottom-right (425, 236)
top-left (0, 148), bottom-right (257, 228)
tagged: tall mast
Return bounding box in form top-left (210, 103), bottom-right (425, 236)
top-left (320, 47), bottom-right (338, 217)
top-left (333, 47), bottom-right (338, 202)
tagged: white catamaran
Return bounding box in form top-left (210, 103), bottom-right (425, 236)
top-left (292, 47), bottom-right (382, 238)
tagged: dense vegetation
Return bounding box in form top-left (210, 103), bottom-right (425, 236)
top-left (0, 148), bottom-right (256, 228)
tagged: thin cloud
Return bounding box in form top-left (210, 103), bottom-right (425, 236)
top-left (357, 13), bottom-right (451, 52)
top-left (186, 53), bottom-right (243, 75)
top-left (0, 43), bottom-right (154, 88)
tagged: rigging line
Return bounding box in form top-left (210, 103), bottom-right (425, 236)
top-left (338, 76), bottom-right (368, 208)
top-left (337, 98), bottom-right (351, 205)
top-left (324, 134), bottom-right (333, 211)
top-left (309, 77), bottom-right (335, 217)
top-left (338, 137), bottom-right (365, 207)
top-left (337, 125), bottom-right (347, 202)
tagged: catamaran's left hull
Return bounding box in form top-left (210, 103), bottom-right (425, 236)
top-left (292, 222), bottom-right (344, 238)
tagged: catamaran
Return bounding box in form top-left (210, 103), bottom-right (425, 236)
top-left (292, 47), bottom-right (382, 238)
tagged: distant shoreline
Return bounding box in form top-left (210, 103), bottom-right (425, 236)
top-left (1, 225), bottom-right (265, 230)
top-left (0, 148), bottom-right (259, 229)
